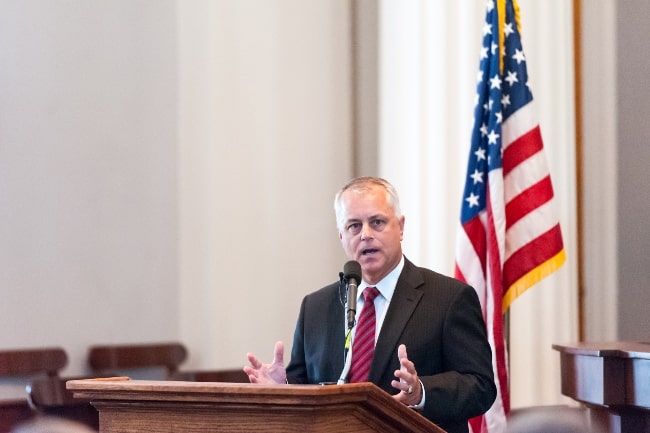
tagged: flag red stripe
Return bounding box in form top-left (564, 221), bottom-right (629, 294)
top-left (505, 175), bottom-right (554, 229)
top-left (485, 192), bottom-right (510, 413)
top-left (462, 216), bottom-right (487, 274)
top-left (469, 415), bottom-right (487, 433)
top-left (503, 224), bottom-right (564, 288)
top-left (502, 126), bottom-right (544, 175)
top-left (454, 264), bottom-right (466, 283)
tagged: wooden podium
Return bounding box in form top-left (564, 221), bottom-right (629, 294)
top-left (67, 378), bottom-right (445, 433)
top-left (553, 342), bottom-right (650, 433)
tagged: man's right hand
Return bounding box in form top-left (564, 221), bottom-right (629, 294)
top-left (243, 340), bottom-right (287, 384)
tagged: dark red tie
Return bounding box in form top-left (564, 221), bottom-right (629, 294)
top-left (349, 286), bottom-right (380, 383)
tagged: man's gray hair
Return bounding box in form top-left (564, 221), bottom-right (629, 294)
top-left (333, 177), bottom-right (402, 230)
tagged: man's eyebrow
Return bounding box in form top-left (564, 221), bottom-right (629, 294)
top-left (346, 214), bottom-right (385, 224)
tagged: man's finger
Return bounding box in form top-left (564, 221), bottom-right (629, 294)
top-left (273, 341), bottom-right (284, 364)
top-left (398, 344), bottom-right (408, 361)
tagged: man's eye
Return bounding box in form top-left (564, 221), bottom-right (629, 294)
top-left (347, 223), bottom-right (361, 232)
top-left (372, 219), bottom-right (385, 227)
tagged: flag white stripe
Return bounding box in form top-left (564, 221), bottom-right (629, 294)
top-left (488, 169), bottom-right (507, 266)
top-left (504, 150), bottom-right (552, 202)
top-left (502, 101), bottom-right (537, 148)
top-left (481, 196), bottom-right (508, 433)
top-left (504, 201), bottom-right (560, 259)
top-left (455, 221), bottom-right (488, 308)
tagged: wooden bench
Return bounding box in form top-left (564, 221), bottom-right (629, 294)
top-left (0, 347), bottom-right (67, 433)
top-left (27, 376), bottom-right (99, 431)
top-left (87, 342), bottom-right (188, 379)
top-left (171, 368), bottom-right (249, 383)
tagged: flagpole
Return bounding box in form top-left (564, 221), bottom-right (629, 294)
top-left (572, 0), bottom-right (585, 342)
top-left (504, 310), bottom-right (510, 380)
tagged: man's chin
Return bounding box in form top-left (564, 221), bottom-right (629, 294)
top-left (359, 257), bottom-right (381, 274)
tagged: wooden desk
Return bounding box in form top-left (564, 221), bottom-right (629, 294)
top-left (67, 378), bottom-right (445, 433)
top-left (553, 341), bottom-right (650, 433)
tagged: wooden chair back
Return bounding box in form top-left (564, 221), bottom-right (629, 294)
top-left (171, 368), bottom-right (249, 383)
top-left (87, 342), bottom-right (187, 379)
top-left (0, 347), bottom-right (68, 433)
top-left (0, 347), bottom-right (67, 378)
top-left (27, 376), bottom-right (99, 431)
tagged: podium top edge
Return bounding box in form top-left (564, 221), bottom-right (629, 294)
top-left (66, 378), bottom-right (378, 395)
top-left (552, 341), bottom-right (650, 359)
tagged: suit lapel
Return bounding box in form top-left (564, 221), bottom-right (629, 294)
top-left (368, 259), bottom-right (424, 383)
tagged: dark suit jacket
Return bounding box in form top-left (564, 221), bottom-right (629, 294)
top-left (286, 257), bottom-right (496, 433)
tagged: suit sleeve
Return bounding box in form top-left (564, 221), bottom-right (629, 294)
top-left (286, 296), bottom-right (308, 384)
top-left (285, 285), bottom-right (345, 385)
top-left (420, 284), bottom-right (497, 424)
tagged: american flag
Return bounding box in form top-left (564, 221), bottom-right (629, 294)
top-left (454, 1), bottom-right (566, 432)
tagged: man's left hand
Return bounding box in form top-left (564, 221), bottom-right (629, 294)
top-left (391, 344), bottom-right (422, 406)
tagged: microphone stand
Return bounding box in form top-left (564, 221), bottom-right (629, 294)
top-left (338, 279), bottom-right (356, 384)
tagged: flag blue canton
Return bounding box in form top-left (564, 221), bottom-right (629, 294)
top-left (460, 0), bottom-right (533, 224)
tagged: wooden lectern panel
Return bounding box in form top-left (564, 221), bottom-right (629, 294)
top-left (553, 341), bottom-right (650, 433)
top-left (67, 378), bottom-right (445, 433)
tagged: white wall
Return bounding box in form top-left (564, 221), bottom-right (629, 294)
top-left (0, 0), bottom-right (179, 383)
top-left (176, 0), bottom-right (352, 369)
top-left (0, 0), bottom-right (353, 386)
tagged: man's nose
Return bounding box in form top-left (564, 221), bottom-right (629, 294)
top-left (360, 224), bottom-right (373, 240)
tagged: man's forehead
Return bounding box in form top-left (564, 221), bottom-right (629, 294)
top-left (343, 212), bottom-right (386, 221)
top-left (341, 187), bottom-right (387, 204)
top-left (341, 202), bottom-right (398, 222)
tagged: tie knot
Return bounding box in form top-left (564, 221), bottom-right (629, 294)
top-left (363, 286), bottom-right (380, 302)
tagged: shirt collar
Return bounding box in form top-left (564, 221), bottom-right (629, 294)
top-left (360, 255), bottom-right (404, 303)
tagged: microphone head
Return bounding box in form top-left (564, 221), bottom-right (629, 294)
top-left (343, 260), bottom-right (362, 283)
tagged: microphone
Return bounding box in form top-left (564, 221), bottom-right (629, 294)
top-left (343, 260), bottom-right (362, 331)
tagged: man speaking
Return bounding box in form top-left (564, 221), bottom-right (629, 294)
top-left (244, 177), bottom-right (496, 433)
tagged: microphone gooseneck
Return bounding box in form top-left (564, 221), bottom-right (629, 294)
top-left (343, 260), bottom-right (362, 331)
top-left (338, 260), bottom-right (362, 384)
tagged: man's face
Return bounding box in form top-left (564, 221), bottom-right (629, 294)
top-left (338, 186), bottom-right (405, 285)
